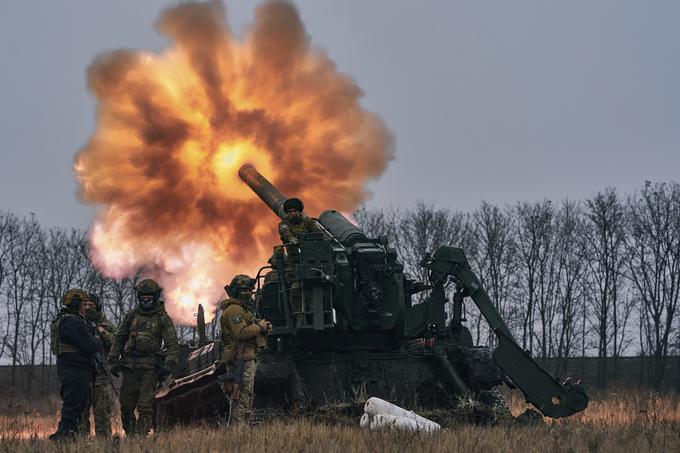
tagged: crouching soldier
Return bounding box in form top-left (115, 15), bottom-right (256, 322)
top-left (219, 275), bottom-right (272, 426)
top-left (108, 279), bottom-right (178, 436)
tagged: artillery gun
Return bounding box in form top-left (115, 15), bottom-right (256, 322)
top-left (155, 165), bottom-right (588, 427)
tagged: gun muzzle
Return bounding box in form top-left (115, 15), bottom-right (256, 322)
top-left (238, 164), bottom-right (288, 220)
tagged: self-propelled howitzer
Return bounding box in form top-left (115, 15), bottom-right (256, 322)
top-left (155, 165), bottom-right (588, 428)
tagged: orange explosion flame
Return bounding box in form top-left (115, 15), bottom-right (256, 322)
top-left (74, 1), bottom-right (393, 324)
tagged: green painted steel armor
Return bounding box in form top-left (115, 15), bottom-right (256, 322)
top-left (154, 165), bottom-right (590, 427)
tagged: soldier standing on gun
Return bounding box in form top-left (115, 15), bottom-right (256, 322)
top-left (108, 279), bottom-right (179, 436)
top-left (49, 289), bottom-right (102, 441)
top-left (81, 293), bottom-right (116, 438)
top-left (219, 275), bottom-right (272, 426)
top-left (277, 198), bottom-right (324, 323)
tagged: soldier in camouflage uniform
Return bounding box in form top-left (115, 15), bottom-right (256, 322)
top-left (277, 198), bottom-right (324, 320)
top-left (81, 293), bottom-right (116, 438)
top-left (219, 275), bottom-right (272, 426)
top-left (49, 289), bottom-right (102, 441)
top-left (277, 198), bottom-right (323, 244)
top-left (108, 279), bottom-right (179, 436)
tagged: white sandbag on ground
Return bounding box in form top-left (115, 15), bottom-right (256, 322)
top-left (369, 413), bottom-right (440, 432)
top-left (362, 397), bottom-right (441, 431)
top-left (359, 412), bottom-right (371, 428)
top-left (364, 397), bottom-right (440, 430)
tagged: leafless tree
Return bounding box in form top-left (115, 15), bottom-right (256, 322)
top-left (106, 276), bottom-right (139, 325)
top-left (626, 181), bottom-right (680, 389)
top-left (353, 206), bottom-right (399, 243)
top-left (4, 214), bottom-right (42, 387)
top-left (552, 200), bottom-right (588, 375)
top-left (396, 201), bottom-right (474, 286)
top-left (583, 188), bottom-right (628, 388)
top-left (470, 201), bottom-right (518, 345)
top-left (515, 200), bottom-right (558, 359)
top-left (0, 211), bottom-right (17, 361)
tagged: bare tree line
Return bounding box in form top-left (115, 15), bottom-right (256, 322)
top-left (0, 212), bottom-right (217, 396)
top-left (1, 181), bottom-right (679, 393)
top-left (0, 213), bottom-right (139, 394)
top-left (356, 181), bottom-right (680, 390)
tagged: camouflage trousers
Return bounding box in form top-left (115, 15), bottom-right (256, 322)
top-left (81, 373), bottom-right (114, 437)
top-left (119, 367), bottom-right (158, 436)
top-left (220, 359), bottom-right (257, 426)
top-left (285, 266), bottom-right (303, 315)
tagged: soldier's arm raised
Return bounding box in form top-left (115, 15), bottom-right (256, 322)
top-left (161, 313), bottom-right (179, 368)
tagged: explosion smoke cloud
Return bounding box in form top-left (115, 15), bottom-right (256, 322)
top-left (75, 1), bottom-right (393, 323)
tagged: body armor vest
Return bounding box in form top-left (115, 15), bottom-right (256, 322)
top-left (124, 311), bottom-right (163, 356)
top-left (50, 312), bottom-right (81, 356)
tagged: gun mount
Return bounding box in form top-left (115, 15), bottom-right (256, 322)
top-left (155, 166), bottom-right (588, 427)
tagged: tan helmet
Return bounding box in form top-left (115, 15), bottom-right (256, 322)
top-left (225, 274), bottom-right (256, 298)
top-left (62, 288), bottom-right (90, 308)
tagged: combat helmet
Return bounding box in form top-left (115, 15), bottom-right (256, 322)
top-left (135, 278), bottom-right (162, 309)
top-left (283, 197), bottom-right (304, 213)
top-left (89, 293), bottom-right (102, 312)
top-left (225, 274), bottom-right (256, 298)
top-left (62, 288), bottom-right (90, 309)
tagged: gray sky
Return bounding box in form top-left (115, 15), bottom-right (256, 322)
top-left (1, 1), bottom-right (679, 228)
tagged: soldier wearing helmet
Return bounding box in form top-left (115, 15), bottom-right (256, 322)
top-left (49, 289), bottom-right (102, 441)
top-left (277, 198), bottom-right (323, 244)
top-left (81, 293), bottom-right (116, 438)
top-left (277, 198), bottom-right (325, 322)
top-left (219, 274), bottom-right (272, 425)
top-left (108, 278), bottom-right (179, 436)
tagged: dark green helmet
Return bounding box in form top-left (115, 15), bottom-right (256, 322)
top-left (135, 278), bottom-right (162, 309)
top-left (89, 293), bottom-right (102, 312)
top-left (283, 197), bottom-right (304, 213)
top-left (62, 288), bottom-right (90, 309)
top-left (225, 274), bottom-right (256, 298)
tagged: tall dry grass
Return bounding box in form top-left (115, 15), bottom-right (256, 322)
top-left (1, 390), bottom-right (679, 452)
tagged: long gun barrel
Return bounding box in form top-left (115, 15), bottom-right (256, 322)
top-left (239, 164), bottom-right (369, 246)
top-left (239, 164), bottom-right (288, 220)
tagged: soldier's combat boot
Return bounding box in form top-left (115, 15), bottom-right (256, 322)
top-left (121, 413), bottom-right (136, 436)
top-left (48, 421), bottom-right (76, 441)
top-left (135, 414), bottom-right (153, 437)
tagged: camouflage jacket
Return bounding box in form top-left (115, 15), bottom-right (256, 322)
top-left (93, 312), bottom-right (116, 354)
top-left (278, 214), bottom-right (322, 244)
top-left (109, 302), bottom-right (179, 370)
top-left (220, 298), bottom-right (266, 362)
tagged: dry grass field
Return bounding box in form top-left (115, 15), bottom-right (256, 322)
top-left (1, 390), bottom-right (679, 452)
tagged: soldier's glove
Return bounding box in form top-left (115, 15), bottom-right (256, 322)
top-left (257, 319), bottom-right (272, 335)
top-left (109, 363), bottom-right (121, 378)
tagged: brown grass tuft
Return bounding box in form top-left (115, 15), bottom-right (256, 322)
top-left (1, 391), bottom-right (679, 452)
